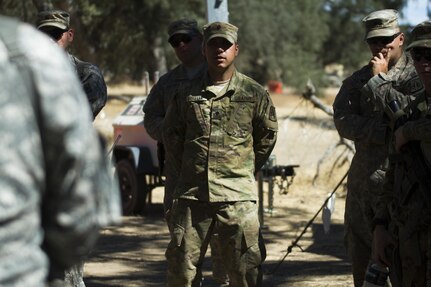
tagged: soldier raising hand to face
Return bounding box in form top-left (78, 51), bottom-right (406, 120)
top-left (366, 27), bottom-right (404, 76)
top-left (333, 9), bottom-right (423, 287)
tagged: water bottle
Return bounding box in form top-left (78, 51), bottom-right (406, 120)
top-left (362, 263), bottom-right (389, 287)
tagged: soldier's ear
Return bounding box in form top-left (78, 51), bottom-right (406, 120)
top-left (398, 33), bottom-right (405, 46)
top-left (235, 43), bottom-right (239, 56)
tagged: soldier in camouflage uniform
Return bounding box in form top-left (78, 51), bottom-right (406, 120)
top-left (0, 15), bottom-right (121, 287)
top-left (333, 9), bottom-right (423, 287)
top-left (37, 10), bottom-right (107, 119)
top-left (163, 22), bottom-right (278, 287)
top-left (143, 19), bottom-right (229, 286)
top-left (143, 19), bottom-right (206, 222)
top-left (36, 10), bottom-right (112, 287)
top-left (372, 20), bottom-right (431, 286)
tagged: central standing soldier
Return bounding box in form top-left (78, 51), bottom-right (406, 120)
top-left (163, 22), bottom-right (277, 286)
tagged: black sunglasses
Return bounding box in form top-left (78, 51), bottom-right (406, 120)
top-left (366, 32), bottom-right (401, 46)
top-left (40, 27), bottom-right (67, 41)
top-left (169, 34), bottom-right (193, 48)
top-left (411, 48), bottom-right (431, 62)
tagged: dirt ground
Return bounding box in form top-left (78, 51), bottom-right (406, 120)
top-left (86, 85), bottom-right (355, 286)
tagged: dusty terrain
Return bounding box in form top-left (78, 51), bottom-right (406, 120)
top-left (86, 85), bottom-right (354, 286)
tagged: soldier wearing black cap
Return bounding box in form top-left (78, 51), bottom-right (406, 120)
top-left (37, 10), bottom-right (107, 120)
top-left (333, 9), bottom-right (423, 286)
top-left (372, 20), bottom-right (431, 286)
top-left (163, 21), bottom-right (277, 287)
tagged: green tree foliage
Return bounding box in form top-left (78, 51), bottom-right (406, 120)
top-left (0, 0), bottom-right (409, 88)
top-left (230, 0), bottom-right (329, 88)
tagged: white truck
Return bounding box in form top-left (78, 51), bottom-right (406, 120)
top-left (112, 96), bottom-right (162, 214)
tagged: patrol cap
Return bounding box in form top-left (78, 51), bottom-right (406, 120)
top-left (203, 22), bottom-right (238, 45)
top-left (37, 10), bottom-right (70, 30)
top-left (168, 19), bottom-right (200, 41)
top-left (362, 9), bottom-right (400, 39)
top-left (407, 20), bottom-right (431, 50)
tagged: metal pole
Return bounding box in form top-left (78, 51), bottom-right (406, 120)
top-left (268, 177), bottom-right (274, 216)
top-left (206, 0), bottom-right (229, 23)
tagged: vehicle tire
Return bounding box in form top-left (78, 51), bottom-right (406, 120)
top-left (115, 159), bottom-right (147, 215)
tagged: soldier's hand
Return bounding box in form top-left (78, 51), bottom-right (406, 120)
top-left (372, 225), bottom-right (395, 267)
top-left (371, 50), bottom-right (390, 76)
top-left (394, 126), bottom-right (407, 153)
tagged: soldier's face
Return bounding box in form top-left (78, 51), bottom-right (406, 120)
top-left (171, 33), bottom-right (203, 67)
top-left (56, 29), bottom-right (74, 49)
top-left (204, 37), bottom-right (238, 70)
top-left (367, 32), bottom-right (404, 62)
top-left (411, 48), bottom-right (431, 91)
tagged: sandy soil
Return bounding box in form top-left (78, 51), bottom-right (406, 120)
top-left (85, 85), bottom-right (355, 286)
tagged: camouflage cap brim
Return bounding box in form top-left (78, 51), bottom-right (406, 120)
top-left (365, 27), bottom-right (400, 40)
top-left (205, 33), bottom-right (236, 45)
top-left (37, 21), bottom-right (68, 30)
top-left (168, 29), bottom-right (198, 41)
top-left (407, 39), bottom-right (431, 50)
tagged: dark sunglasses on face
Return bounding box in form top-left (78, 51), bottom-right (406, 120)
top-left (40, 27), bottom-right (67, 41)
top-left (169, 34), bottom-right (193, 48)
top-left (366, 32), bottom-right (401, 46)
top-left (411, 48), bottom-right (431, 62)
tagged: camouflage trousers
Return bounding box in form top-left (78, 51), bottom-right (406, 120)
top-left (48, 260), bottom-right (85, 287)
top-left (64, 262), bottom-right (85, 287)
top-left (165, 199), bottom-right (264, 287)
top-left (344, 188), bottom-right (373, 287)
top-left (394, 225), bottom-right (431, 286)
top-left (344, 169), bottom-right (387, 287)
top-left (164, 174), bottom-right (229, 286)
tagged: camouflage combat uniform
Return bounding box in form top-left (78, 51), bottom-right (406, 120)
top-left (373, 20), bottom-right (431, 286)
top-left (163, 70), bottom-right (278, 286)
top-left (69, 54), bottom-right (107, 119)
top-left (333, 51), bottom-right (422, 286)
top-left (63, 42), bottom-right (109, 287)
top-left (0, 16), bottom-right (121, 286)
top-left (143, 63), bottom-right (206, 216)
top-left (144, 63), bottom-right (234, 286)
top-left (374, 89), bottom-right (431, 286)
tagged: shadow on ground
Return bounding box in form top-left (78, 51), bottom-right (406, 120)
top-left (86, 202), bottom-right (352, 286)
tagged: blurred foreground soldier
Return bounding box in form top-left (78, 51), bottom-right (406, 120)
top-left (143, 19), bottom-right (228, 286)
top-left (372, 20), bottom-right (431, 286)
top-left (37, 9), bottom-right (107, 119)
top-left (333, 9), bottom-right (422, 287)
top-left (0, 16), bottom-right (121, 286)
top-left (163, 21), bottom-right (277, 286)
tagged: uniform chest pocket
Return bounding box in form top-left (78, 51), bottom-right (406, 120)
top-left (226, 98), bottom-right (256, 138)
top-left (186, 96), bottom-right (210, 135)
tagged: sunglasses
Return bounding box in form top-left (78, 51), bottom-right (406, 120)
top-left (411, 48), bottom-right (431, 62)
top-left (366, 32), bottom-right (401, 46)
top-left (40, 27), bottom-right (67, 41)
top-left (169, 34), bottom-right (193, 48)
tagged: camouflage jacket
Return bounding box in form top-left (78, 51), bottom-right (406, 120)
top-left (375, 90), bottom-right (431, 231)
top-left (69, 53), bottom-right (107, 119)
top-left (143, 63), bottom-right (206, 142)
top-left (163, 70), bottom-right (278, 202)
top-left (333, 53), bottom-right (422, 186)
top-left (0, 17), bottom-right (120, 286)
